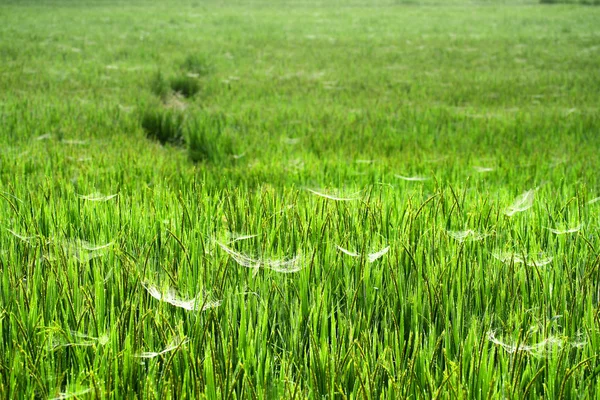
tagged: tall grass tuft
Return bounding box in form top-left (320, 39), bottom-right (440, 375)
top-left (150, 70), bottom-right (201, 100)
top-left (141, 107), bottom-right (186, 145)
top-left (169, 75), bottom-right (201, 98)
top-left (187, 113), bottom-right (233, 164)
top-left (149, 70), bottom-right (171, 101)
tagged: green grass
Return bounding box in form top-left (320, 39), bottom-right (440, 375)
top-left (1, 0), bottom-right (600, 398)
top-left (141, 107), bottom-right (186, 145)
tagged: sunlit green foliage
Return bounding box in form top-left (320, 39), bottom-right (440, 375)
top-left (1, 0), bottom-right (599, 398)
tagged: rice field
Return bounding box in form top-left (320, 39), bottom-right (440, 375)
top-left (1, 0), bottom-right (600, 398)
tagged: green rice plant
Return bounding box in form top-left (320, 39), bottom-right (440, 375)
top-left (169, 75), bottom-right (201, 99)
top-left (186, 113), bottom-right (233, 164)
top-left (180, 54), bottom-right (213, 77)
top-left (149, 70), bottom-right (171, 101)
top-left (1, 0), bottom-right (600, 398)
top-left (150, 70), bottom-right (201, 101)
top-left (140, 107), bottom-right (186, 145)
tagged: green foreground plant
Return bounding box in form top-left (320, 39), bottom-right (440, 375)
top-left (0, 0), bottom-right (599, 398)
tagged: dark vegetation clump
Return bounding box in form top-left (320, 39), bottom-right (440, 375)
top-left (141, 108), bottom-right (186, 146)
top-left (187, 114), bottom-right (233, 164)
top-left (169, 75), bottom-right (201, 98)
top-left (142, 54), bottom-right (232, 163)
top-left (150, 69), bottom-right (201, 100)
top-left (141, 107), bottom-right (235, 165)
